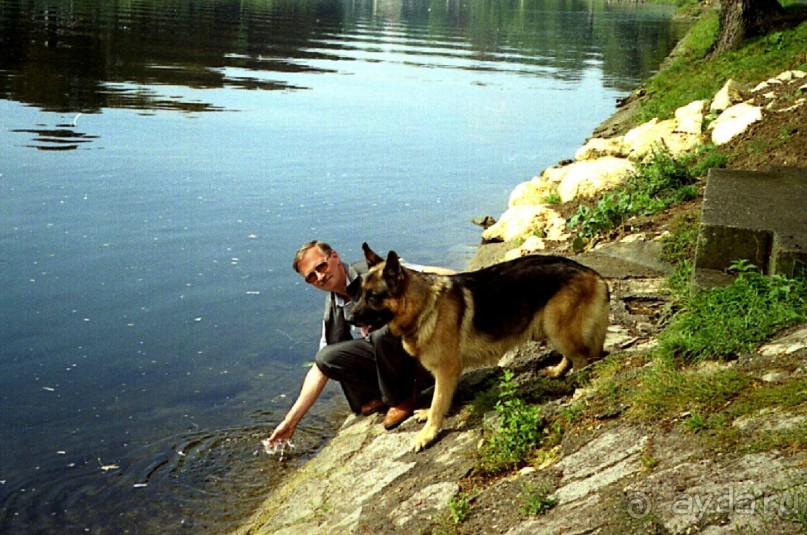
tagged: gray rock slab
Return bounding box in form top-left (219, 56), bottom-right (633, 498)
top-left (579, 238), bottom-right (673, 279)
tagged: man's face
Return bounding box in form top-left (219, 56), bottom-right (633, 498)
top-left (297, 246), bottom-right (346, 294)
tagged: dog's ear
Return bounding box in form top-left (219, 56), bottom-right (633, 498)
top-left (383, 250), bottom-right (407, 294)
top-left (362, 242), bottom-right (384, 267)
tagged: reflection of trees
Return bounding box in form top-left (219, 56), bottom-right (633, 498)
top-left (0, 0), bottom-right (344, 112)
top-left (0, 0), bottom-right (682, 113)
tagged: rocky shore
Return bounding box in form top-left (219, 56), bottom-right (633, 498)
top-left (234, 25), bottom-right (807, 535)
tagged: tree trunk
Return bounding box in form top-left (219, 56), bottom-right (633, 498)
top-left (713, 0), bottom-right (785, 55)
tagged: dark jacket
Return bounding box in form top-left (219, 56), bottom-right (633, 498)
top-left (322, 260), bottom-right (367, 346)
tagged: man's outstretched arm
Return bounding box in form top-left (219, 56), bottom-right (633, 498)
top-left (265, 363), bottom-right (329, 445)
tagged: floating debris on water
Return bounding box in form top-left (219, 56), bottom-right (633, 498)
top-left (98, 458), bottom-right (119, 472)
top-left (42, 386), bottom-right (55, 392)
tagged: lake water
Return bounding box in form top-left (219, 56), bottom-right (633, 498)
top-left (0, 0), bottom-right (683, 532)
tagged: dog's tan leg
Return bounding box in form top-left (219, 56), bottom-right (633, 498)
top-left (412, 360), bottom-right (460, 452)
top-left (540, 355), bottom-right (571, 378)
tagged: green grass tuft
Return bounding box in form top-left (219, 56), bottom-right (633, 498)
top-left (659, 262), bottom-right (807, 362)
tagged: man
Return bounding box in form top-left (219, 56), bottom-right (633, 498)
top-left (264, 241), bottom-right (436, 448)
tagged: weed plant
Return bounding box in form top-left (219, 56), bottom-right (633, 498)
top-left (520, 482), bottom-right (558, 516)
top-left (448, 492), bottom-right (471, 525)
top-left (477, 370), bottom-right (544, 475)
top-left (543, 191), bottom-right (562, 205)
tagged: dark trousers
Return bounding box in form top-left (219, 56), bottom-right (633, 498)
top-left (314, 326), bottom-right (433, 414)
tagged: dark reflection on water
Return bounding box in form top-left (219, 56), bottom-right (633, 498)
top-left (0, 0), bottom-right (343, 115)
top-left (0, 0), bottom-right (684, 116)
top-left (0, 0), bottom-right (685, 533)
top-left (12, 123), bottom-right (99, 150)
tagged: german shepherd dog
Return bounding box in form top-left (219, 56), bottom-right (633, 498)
top-left (351, 243), bottom-right (610, 452)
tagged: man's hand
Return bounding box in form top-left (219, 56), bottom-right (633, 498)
top-left (266, 418), bottom-right (297, 446)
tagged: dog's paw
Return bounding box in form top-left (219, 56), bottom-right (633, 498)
top-left (411, 427), bottom-right (438, 452)
top-left (540, 356), bottom-right (571, 378)
top-left (413, 409), bottom-right (429, 423)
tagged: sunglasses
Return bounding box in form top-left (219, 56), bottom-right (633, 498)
top-left (304, 258), bottom-right (330, 284)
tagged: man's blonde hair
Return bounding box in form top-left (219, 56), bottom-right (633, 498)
top-left (292, 240), bottom-right (333, 273)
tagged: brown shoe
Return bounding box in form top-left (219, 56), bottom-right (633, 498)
top-left (383, 399), bottom-right (415, 430)
top-left (360, 399), bottom-right (386, 416)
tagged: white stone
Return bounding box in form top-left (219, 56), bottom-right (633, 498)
top-left (555, 157), bottom-right (636, 203)
top-left (662, 132), bottom-right (703, 157)
top-left (575, 136), bottom-right (627, 161)
top-left (710, 79), bottom-right (747, 113)
top-left (752, 80), bottom-right (771, 93)
top-left (623, 118), bottom-right (677, 160)
top-left (709, 102), bottom-right (763, 145)
top-left (482, 205), bottom-right (567, 243)
top-left (508, 178), bottom-right (553, 207)
top-left (674, 100), bottom-right (707, 135)
top-left (777, 70), bottom-right (806, 81)
top-left (541, 165), bottom-right (569, 186)
top-left (503, 235), bottom-right (547, 261)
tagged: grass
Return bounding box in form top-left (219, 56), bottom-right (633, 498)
top-left (635, 10), bottom-right (807, 125)
top-left (659, 211), bottom-right (700, 266)
top-left (658, 261), bottom-right (807, 362)
top-left (520, 481), bottom-right (558, 516)
top-left (630, 360), bottom-right (751, 421)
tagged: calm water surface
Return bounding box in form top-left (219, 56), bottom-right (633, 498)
top-left (0, 0), bottom-right (683, 532)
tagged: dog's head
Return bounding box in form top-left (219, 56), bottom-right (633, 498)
top-left (349, 243), bottom-right (408, 330)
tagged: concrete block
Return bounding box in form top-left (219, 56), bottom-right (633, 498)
top-left (693, 167), bottom-right (807, 287)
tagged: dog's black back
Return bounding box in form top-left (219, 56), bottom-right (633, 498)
top-left (454, 255), bottom-right (601, 338)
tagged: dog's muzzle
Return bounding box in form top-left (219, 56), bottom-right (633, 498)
top-left (347, 306), bottom-right (393, 330)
